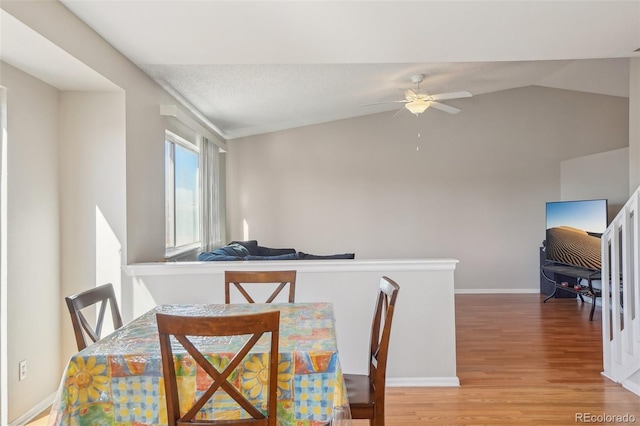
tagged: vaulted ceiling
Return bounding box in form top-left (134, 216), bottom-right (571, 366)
top-left (14, 1), bottom-right (640, 138)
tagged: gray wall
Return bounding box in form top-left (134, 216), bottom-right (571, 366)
top-left (59, 91), bottom-right (127, 364)
top-left (2, 0), bottom-right (171, 264)
top-left (1, 62), bottom-right (62, 421)
top-left (227, 86), bottom-right (629, 291)
top-left (561, 147), bottom-right (629, 218)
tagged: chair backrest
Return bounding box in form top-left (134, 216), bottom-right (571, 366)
top-left (65, 283), bottom-right (123, 351)
top-left (368, 276), bottom-right (400, 392)
top-left (225, 270), bottom-right (297, 303)
top-left (157, 311), bottom-right (280, 426)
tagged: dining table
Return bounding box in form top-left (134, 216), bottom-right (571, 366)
top-left (48, 302), bottom-right (351, 426)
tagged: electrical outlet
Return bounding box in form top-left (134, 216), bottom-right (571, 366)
top-left (18, 360), bottom-right (27, 381)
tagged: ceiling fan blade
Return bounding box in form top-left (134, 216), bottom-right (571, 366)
top-left (361, 100), bottom-right (408, 107)
top-left (391, 108), bottom-right (405, 118)
top-left (430, 102), bottom-right (461, 114)
top-left (428, 91), bottom-right (473, 101)
top-left (405, 89), bottom-right (419, 101)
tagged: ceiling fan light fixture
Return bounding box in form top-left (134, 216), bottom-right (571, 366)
top-left (405, 99), bottom-right (430, 115)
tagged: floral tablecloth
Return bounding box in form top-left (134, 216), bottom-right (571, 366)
top-left (48, 303), bottom-right (350, 425)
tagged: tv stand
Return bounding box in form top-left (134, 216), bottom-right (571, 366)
top-left (541, 263), bottom-right (601, 321)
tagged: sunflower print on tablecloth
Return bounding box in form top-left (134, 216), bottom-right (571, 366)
top-left (242, 353), bottom-right (293, 400)
top-left (66, 355), bottom-right (110, 405)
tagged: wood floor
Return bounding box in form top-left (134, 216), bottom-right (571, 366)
top-left (28, 294), bottom-right (640, 426)
top-left (356, 294), bottom-right (640, 425)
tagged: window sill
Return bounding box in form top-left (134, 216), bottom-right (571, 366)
top-left (165, 244), bottom-right (201, 262)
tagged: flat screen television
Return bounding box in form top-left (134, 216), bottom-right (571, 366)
top-left (545, 199), bottom-right (608, 271)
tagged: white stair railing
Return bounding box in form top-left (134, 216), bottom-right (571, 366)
top-left (601, 188), bottom-right (640, 394)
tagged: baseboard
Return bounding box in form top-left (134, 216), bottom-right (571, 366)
top-left (601, 371), bottom-right (616, 382)
top-left (387, 376), bottom-right (460, 387)
top-left (601, 371), bottom-right (640, 397)
top-left (622, 379), bottom-right (640, 397)
top-left (455, 288), bottom-right (539, 294)
top-left (9, 392), bottom-right (55, 426)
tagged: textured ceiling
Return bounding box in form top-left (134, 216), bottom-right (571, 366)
top-left (52, 1), bottom-right (640, 138)
top-left (140, 60), bottom-right (631, 138)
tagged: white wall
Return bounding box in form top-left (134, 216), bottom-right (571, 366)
top-left (561, 147), bottom-right (629, 219)
top-left (227, 86), bottom-right (629, 291)
top-left (630, 58), bottom-right (640, 193)
top-left (0, 62), bottom-right (61, 423)
top-left (123, 259), bottom-right (459, 385)
top-left (59, 91), bottom-right (126, 364)
top-left (0, 2), bottom-right (221, 422)
top-left (1, 0), bottom-right (185, 264)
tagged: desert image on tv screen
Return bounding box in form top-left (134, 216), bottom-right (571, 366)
top-left (545, 200), bottom-right (607, 271)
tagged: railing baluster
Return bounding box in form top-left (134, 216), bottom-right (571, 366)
top-left (601, 188), bottom-right (640, 390)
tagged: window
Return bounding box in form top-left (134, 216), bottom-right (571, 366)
top-left (165, 131), bottom-right (200, 256)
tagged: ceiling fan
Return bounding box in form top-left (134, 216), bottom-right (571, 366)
top-left (364, 74), bottom-right (473, 116)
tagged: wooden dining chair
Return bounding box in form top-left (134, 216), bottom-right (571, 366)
top-left (65, 283), bottom-right (123, 351)
top-left (225, 270), bottom-right (297, 303)
top-left (156, 310), bottom-right (280, 426)
top-left (344, 276), bottom-right (400, 426)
